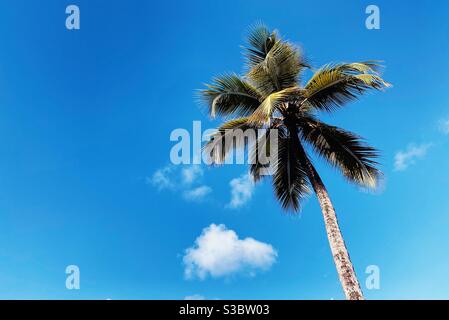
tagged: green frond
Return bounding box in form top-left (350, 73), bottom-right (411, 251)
top-left (338, 60), bottom-right (385, 74)
top-left (246, 38), bottom-right (307, 97)
top-left (199, 74), bottom-right (263, 118)
top-left (203, 117), bottom-right (257, 164)
top-left (247, 120), bottom-right (278, 182)
top-left (299, 116), bottom-right (381, 188)
top-left (244, 23), bottom-right (279, 68)
top-left (354, 73), bottom-right (391, 89)
top-left (248, 86), bottom-right (303, 125)
top-left (272, 127), bottom-right (311, 211)
top-left (302, 62), bottom-right (391, 112)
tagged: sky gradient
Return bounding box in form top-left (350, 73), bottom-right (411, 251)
top-left (0, 0), bottom-right (449, 299)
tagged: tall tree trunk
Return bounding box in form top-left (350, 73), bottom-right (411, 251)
top-left (305, 159), bottom-right (364, 300)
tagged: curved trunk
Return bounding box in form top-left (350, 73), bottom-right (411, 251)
top-left (305, 159), bottom-right (364, 300)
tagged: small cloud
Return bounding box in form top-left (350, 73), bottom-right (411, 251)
top-left (183, 224), bottom-right (277, 279)
top-left (438, 118), bottom-right (449, 135)
top-left (227, 174), bottom-right (254, 209)
top-left (182, 165), bottom-right (204, 185)
top-left (183, 186), bottom-right (212, 202)
top-left (184, 294), bottom-right (205, 300)
top-left (394, 143), bottom-right (432, 171)
top-left (148, 165), bottom-right (174, 190)
top-left (149, 165), bottom-right (212, 202)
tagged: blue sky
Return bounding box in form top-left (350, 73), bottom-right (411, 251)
top-left (0, 0), bottom-right (448, 299)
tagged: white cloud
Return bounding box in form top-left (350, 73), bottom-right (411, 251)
top-left (438, 118), bottom-right (449, 135)
top-left (181, 165), bottom-right (204, 184)
top-left (183, 186), bottom-right (212, 202)
top-left (149, 165), bottom-right (174, 190)
top-left (149, 165), bottom-right (212, 202)
top-left (394, 143), bottom-right (432, 171)
top-left (227, 174), bottom-right (254, 209)
top-left (183, 224), bottom-right (277, 279)
top-left (184, 294), bottom-right (205, 300)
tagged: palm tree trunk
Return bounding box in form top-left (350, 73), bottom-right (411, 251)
top-left (305, 158), bottom-right (364, 300)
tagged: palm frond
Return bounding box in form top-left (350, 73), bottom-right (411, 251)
top-left (244, 23), bottom-right (279, 68)
top-left (338, 60), bottom-right (385, 73)
top-left (302, 62), bottom-right (391, 112)
top-left (299, 116), bottom-right (381, 188)
top-left (247, 120), bottom-right (278, 183)
top-left (247, 39), bottom-right (307, 97)
top-left (248, 86), bottom-right (303, 125)
top-left (249, 129), bottom-right (271, 182)
top-left (199, 74), bottom-right (262, 118)
top-left (272, 127), bottom-right (311, 211)
top-left (203, 117), bottom-right (257, 164)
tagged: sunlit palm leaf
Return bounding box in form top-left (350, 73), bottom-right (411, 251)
top-left (338, 60), bottom-right (384, 74)
top-left (200, 74), bottom-right (262, 118)
top-left (302, 62), bottom-right (391, 112)
top-left (247, 39), bottom-right (307, 97)
top-left (248, 86), bottom-right (303, 125)
top-left (244, 23), bottom-right (279, 68)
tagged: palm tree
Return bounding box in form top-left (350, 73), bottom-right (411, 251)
top-left (199, 24), bottom-right (390, 300)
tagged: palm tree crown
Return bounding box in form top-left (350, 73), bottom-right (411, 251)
top-left (200, 24), bottom-right (390, 211)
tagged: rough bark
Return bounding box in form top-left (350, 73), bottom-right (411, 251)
top-left (305, 159), bottom-right (364, 300)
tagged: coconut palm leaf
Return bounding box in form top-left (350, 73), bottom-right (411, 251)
top-left (248, 86), bottom-right (303, 125)
top-left (302, 62), bottom-right (391, 112)
top-left (203, 117), bottom-right (256, 164)
top-left (244, 23), bottom-right (279, 68)
top-left (200, 74), bottom-right (263, 118)
top-left (272, 127), bottom-right (311, 211)
top-left (249, 129), bottom-right (271, 182)
top-left (249, 118), bottom-right (285, 181)
top-left (300, 116), bottom-right (380, 188)
top-left (247, 38), bottom-right (307, 97)
top-left (337, 60), bottom-right (384, 74)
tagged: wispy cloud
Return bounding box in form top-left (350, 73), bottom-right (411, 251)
top-left (183, 186), bottom-right (212, 202)
top-left (394, 143), bottom-right (432, 171)
top-left (149, 165), bottom-right (212, 202)
top-left (149, 166), bottom-right (175, 190)
top-left (438, 118), bottom-right (449, 135)
top-left (181, 165), bottom-right (204, 185)
top-left (227, 174), bottom-right (254, 209)
top-left (183, 224), bottom-right (277, 279)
